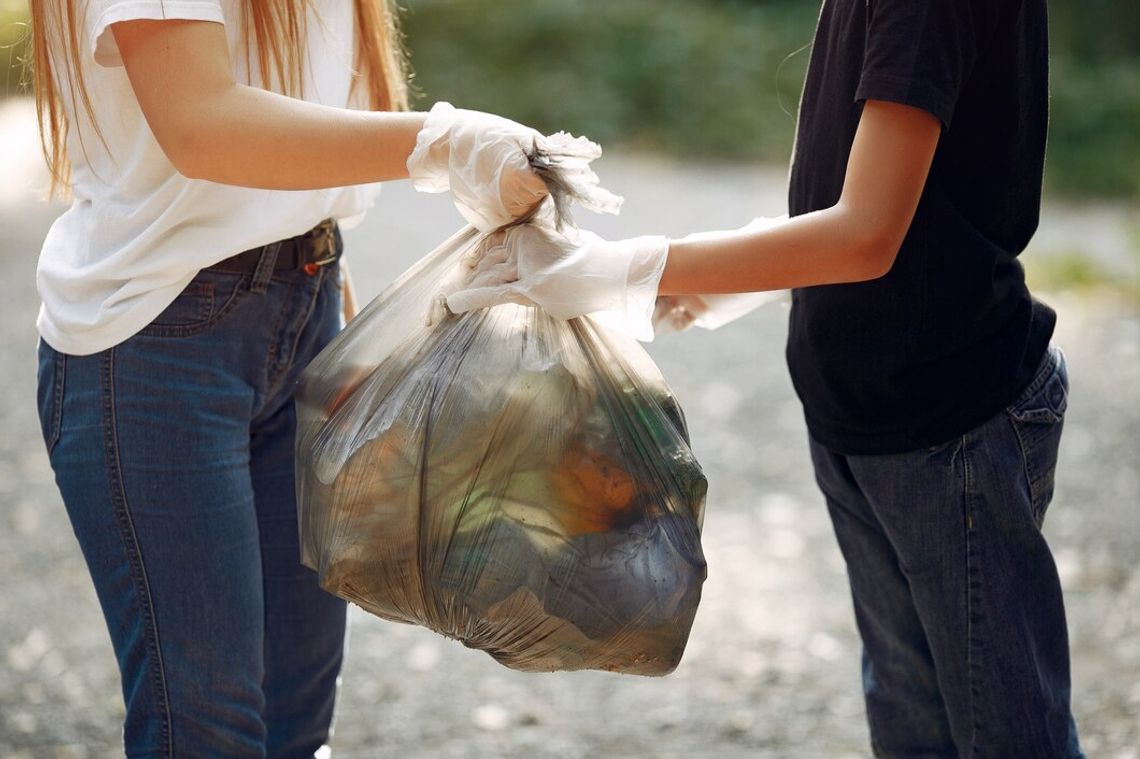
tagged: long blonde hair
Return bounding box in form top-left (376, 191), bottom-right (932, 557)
top-left (28, 0), bottom-right (410, 195)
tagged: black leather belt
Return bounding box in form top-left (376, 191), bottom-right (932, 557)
top-left (208, 219), bottom-right (341, 275)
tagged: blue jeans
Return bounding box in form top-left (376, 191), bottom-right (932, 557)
top-left (36, 247), bottom-right (347, 758)
top-left (809, 345), bottom-right (1083, 758)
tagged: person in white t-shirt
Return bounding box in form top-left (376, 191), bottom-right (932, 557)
top-left (29, 1), bottom-right (550, 755)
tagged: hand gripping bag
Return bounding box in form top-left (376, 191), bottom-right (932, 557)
top-left (295, 143), bottom-right (707, 675)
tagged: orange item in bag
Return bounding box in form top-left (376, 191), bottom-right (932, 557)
top-left (550, 445), bottom-right (638, 534)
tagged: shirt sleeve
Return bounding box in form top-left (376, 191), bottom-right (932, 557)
top-left (856, 0), bottom-right (994, 128)
top-left (84, 0), bottom-right (225, 67)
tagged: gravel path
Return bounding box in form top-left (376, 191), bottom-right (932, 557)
top-left (1, 99), bottom-right (1138, 758)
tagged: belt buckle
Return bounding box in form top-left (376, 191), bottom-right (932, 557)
top-left (304, 220), bottom-right (338, 275)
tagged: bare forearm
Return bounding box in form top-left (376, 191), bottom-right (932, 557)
top-left (112, 19), bottom-right (426, 189)
top-left (658, 202), bottom-right (896, 295)
top-left (659, 100), bottom-right (941, 296)
top-left (171, 84), bottom-right (426, 189)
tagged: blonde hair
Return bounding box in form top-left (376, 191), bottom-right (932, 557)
top-left (28, 0), bottom-right (410, 195)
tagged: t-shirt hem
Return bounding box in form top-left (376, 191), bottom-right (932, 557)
top-left (803, 332), bottom-right (1056, 457)
top-left (856, 74), bottom-right (957, 130)
top-left (37, 271), bottom-right (197, 357)
top-left (803, 401), bottom-right (1004, 457)
top-left (91, 1), bottom-right (226, 67)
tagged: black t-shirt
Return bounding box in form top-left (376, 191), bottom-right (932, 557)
top-left (786, 0), bottom-right (1056, 455)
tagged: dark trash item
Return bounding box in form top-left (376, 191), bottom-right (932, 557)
top-left (543, 512), bottom-right (705, 641)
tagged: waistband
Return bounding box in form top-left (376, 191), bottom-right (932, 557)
top-left (207, 219), bottom-right (341, 276)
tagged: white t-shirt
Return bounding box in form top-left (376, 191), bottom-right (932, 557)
top-left (37, 0), bottom-right (381, 355)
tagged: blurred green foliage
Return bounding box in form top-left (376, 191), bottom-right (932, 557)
top-left (1047, 0), bottom-right (1140, 198)
top-left (399, 0), bottom-right (1139, 200)
top-left (401, 0), bottom-right (816, 166)
top-left (2, 0), bottom-right (1137, 199)
top-left (1025, 246), bottom-right (1140, 302)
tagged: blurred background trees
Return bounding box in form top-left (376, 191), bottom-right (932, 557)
top-left (3, 0), bottom-right (1138, 199)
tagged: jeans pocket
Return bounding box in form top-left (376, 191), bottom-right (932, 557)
top-left (139, 272), bottom-right (247, 338)
top-left (1006, 346), bottom-right (1068, 525)
top-left (36, 340), bottom-right (66, 456)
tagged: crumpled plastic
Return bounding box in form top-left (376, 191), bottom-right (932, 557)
top-left (296, 139), bottom-right (707, 676)
top-left (407, 102), bottom-right (623, 232)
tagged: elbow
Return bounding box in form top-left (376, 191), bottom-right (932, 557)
top-left (142, 90), bottom-right (232, 181)
top-left (838, 206), bottom-right (907, 282)
top-left (155, 124), bottom-right (211, 180)
top-left (852, 231), bottom-right (903, 281)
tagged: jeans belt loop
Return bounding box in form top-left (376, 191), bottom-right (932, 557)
top-left (251, 240), bottom-right (282, 293)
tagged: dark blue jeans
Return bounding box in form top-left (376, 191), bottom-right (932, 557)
top-left (809, 345), bottom-right (1083, 758)
top-left (36, 248), bottom-right (347, 758)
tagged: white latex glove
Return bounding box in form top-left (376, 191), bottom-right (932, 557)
top-left (653, 291), bottom-right (788, 333)
top-left (407, 102), bottom-right (549, 232)
top-left (446, 225), bottom-right (669, 341)
top-left (653, 216), bottom-right (789, 335)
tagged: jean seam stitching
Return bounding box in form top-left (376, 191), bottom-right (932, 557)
top-left (1007, 346), bottom-right (1056, 413)
top-left (139, 277), bottom-right (249, 339)
top-left (102, 347), bottom-right (175, 757)
top-left (259, 284), bottom-right (294, 405)
top-left (48, 351), bottom-right (66, 454)
top-left (268, 270), bottom-right (325, 396)
top-left (195, 283), bottom-right (213, 323)
top-left (1010, 414), bottom-right (1042, 517)
top-left (963, 432), bottom-right (984, 757)
top-left (148, 282), bottom-right (213, 331)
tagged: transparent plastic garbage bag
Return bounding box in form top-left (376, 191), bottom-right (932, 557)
top-left (295, 145), bottom-right (707, 676)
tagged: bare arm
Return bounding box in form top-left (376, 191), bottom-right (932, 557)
top-left (658, 99), bottom-right (942, 294)
top-left (113, 19), bottom-right (426, 189)
top-left (340, 259), bottom-right (360, 323)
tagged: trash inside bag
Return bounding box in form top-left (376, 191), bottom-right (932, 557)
top-left (295, 142), bottom-right (707, 676)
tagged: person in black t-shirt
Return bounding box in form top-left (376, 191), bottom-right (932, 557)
top-left (447, 1), bottom-right (1084, 754)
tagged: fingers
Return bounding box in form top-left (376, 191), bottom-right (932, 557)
top-left (652, 295), bottom-right (706, 334)
top-left (501, 162), bottom-right (550, 220)
top-left (463, 230), bottom-right (509, 268)
top-left (502, 224), bottom-right (577, 272)
top-left (465, 231), bottom-right (520, 287)
top-left (478, 241), bottom-right (514, 270)
top-left (434, 218), bottom-right (587, 322)
top-left (424, 291), bottom-right (450, 327)
top-left (739, 215), bottom-right (786, 233)
top-left (467, 258), bottom-right (519, 289)
top-left (446, 284), bottom-right (528, 315)
top-left (441, 110), bottom-right (549, 231)
top-left (429, 228), bottom-right (527, 324)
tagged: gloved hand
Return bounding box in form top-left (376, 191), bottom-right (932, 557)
top-left (445, 225), bottom-right (670, 341)
top-left (653, 216), bottom-right (788, 334)
top-left (407, 102), bottom-right (549, 232)
top-left (653, 291), bottom-right (788, 334)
